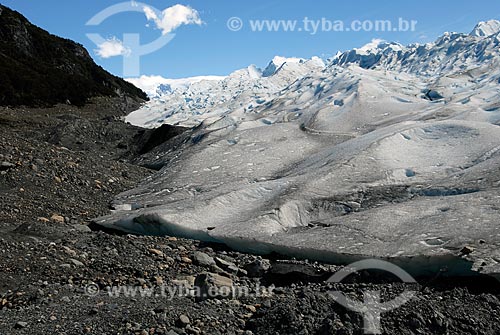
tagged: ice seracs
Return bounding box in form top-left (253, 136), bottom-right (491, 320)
top-left (125, 56), bottom-right (326, 128)
top-left (96, 20), bottom-right (500, 279)
top-left (126, 75), bottom-right (226, 98)
top-left (470, 19), bottom-right (500, 37)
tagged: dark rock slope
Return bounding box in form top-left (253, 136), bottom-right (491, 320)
top-left (0, 4), bottom-right (147, 107)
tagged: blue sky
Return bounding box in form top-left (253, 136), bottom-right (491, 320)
top-left (2, 0), bottom-right (500, 78)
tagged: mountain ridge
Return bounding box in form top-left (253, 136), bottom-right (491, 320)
top-left (125, 19), bottom-right (500, 128)
top-left (0, 4), bottom-right (148, 107)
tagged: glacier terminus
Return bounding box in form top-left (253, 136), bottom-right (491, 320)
top-left (94, 20), bottom-right (500, 279)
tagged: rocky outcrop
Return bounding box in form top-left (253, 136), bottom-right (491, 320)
top-left (0, 5), bottom-right (148, 107)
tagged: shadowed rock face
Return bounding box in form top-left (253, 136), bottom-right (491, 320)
top-left (0, 4), bottom-right (148, 107)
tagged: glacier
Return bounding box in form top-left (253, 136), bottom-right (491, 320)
top-left (95, 21), bottom-right (500, 278)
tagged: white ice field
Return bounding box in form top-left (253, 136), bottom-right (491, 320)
top-left (96, 21), bottom-right (500, 278)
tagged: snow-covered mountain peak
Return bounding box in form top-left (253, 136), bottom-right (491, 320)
top-left (354, 38), bottom-right (383, 55)
top-left (229, 64), bottom-right (263, 80)
top-left (470, 19), bottom-right (500, 37)
top-left (332, 24), bottom-right (500, 77)
top-left (262, 56), bottom-right (304, 77)
top-left (435, 31), bottom-right (464, 45)
top-left (308, 56), bottom-right (326, 67)
top-left (352, 39), bottom-right (404, 56)
top-left (271, 55), bottom-right (303, 66)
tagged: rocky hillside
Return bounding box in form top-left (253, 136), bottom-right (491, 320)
top-left (0, 5), bottom-right (148, 107)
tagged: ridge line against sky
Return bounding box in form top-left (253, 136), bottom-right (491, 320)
top-left (1, 0), bottom-right (500, 78)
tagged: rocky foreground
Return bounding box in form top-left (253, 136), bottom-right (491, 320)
top-left (0, 100), bottom-right (499, 335)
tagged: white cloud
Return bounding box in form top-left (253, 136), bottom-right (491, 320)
top-left (143, 4), bottom-right (202, 35)
top-left (95, 37), bottom-right (131, 58)
top-left (144, 6), bottom-right (157, 21)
